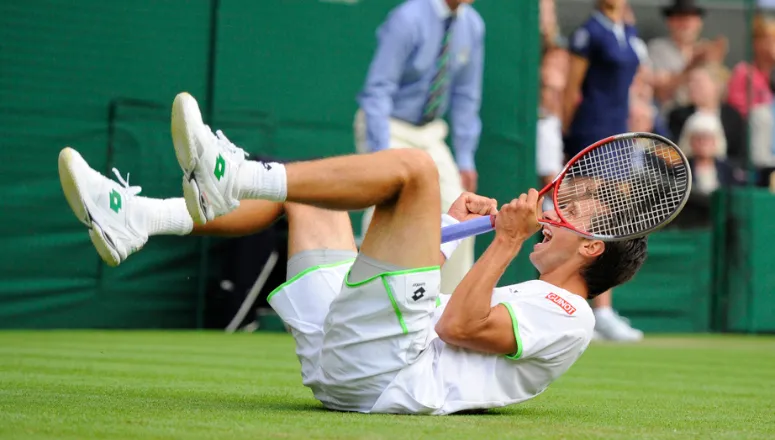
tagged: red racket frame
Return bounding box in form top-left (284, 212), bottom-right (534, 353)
top-left (480, 132), bottom-right (691, 240)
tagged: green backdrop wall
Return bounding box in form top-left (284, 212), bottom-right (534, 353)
top-left (0, 0), bottom-right (539, 328)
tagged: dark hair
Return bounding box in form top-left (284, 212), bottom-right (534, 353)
top-left (581, 237), bottom-right (648, 298)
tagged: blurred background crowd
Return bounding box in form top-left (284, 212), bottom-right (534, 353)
top-left (540, 0), bottom-right (775, 229)
top-left (538, 0), bottom-right (775, 340)
top-left (2, 0), bottom-right (773, 338)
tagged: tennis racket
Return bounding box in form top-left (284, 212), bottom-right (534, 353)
top-left (441, 132), bottom-right (692, 243)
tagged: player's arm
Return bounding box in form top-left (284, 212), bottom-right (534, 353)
top-left (357, 10), bottom-right (415, 152)
top-left (435, 191), bottom-right (541, 355)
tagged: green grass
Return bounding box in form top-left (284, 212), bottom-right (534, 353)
top-left (0, 332), bottom-right (773, 440)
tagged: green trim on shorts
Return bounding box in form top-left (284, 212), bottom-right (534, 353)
top-left (344, 265), bottom-right (440, 335)
top-left (501, 302), bottom-right (524, 360)
top-left (343, 265), bottom-right (440, 287)
top-left (266, 259), bottom-right (355, 303)
top-left (381, 277), bottom-right (408, 335)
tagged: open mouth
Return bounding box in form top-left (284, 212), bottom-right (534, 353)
top-left (534, 227), bottom-right (553, 252)
top-left (541, 227), bottom-right (553, 244)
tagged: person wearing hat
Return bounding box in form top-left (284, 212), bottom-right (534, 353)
top-left (647, 0), bottom-right (729, 112)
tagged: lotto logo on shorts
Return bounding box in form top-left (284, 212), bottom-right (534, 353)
top-left (546, 293), bottom-right (576, 315)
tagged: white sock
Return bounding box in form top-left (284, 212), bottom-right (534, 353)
top-left (235, 160), bottom-right (287, 201)
top-left (136, 197), bottom-right (194, 236)
top-left (593, 306), bottom-right (615, 319)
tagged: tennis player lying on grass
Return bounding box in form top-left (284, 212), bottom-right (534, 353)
top-left (58, 93), bottom-right (647, 415)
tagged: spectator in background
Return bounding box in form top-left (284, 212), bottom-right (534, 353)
top-left (626, 3), bottom-right (673, 139)
top-left (727, 13), bottom-right (775, 184)
top-left (673, 112), bottom-right (745, 228)
top-left (670, 65), bottom-right (746, 164)
top-left (727, 13), bottom-right (775, 118)
top-left (630, 68), bottom-right (673, 139)
top-left (537, 48), bottom-right (567, 211)
top-left (540, 0), bottom-right (566, 53)
top-left (355, 0), bottom-right (484, 293)
top-left (648, 0), bottom-right (729, 112)
top-left (563, 0), bottom-right (643, 342)
top-left (629, 98), bottom-right (656, 133)
top-left (563, 0), bottom-right (640, 157)
top-left (749, 104), bottom-right (775, 183)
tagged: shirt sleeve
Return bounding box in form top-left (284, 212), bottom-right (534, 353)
top-left (499, 293), bottom-right (591, 360)
top-left (449, 20), bottom-right (485, 171)
top-left (568, 24), bottom-right (593, 59)
top-left (357, 10), bottom-right (415, 152)
top-left (631, 36), bottom-right (650, 67)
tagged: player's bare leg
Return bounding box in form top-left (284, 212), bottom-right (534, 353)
top-left (191, 199), bottom-right (283, 237)
top-left (172, 92), bottom-right (453, 413)
top-left (284, 203), bottom-right (356, 257)
top-left (264, 202), bottom-right (358, 404)
top-left (172, 92), bottom-right (442, 269)
top-left (282, 150), bottom-right (441, 268)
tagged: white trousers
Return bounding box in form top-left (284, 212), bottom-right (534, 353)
top-left (354, 110), bottom-right (475, 293)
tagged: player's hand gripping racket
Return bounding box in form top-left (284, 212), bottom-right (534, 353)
top-left (441, 132), bottom-right (692, 243)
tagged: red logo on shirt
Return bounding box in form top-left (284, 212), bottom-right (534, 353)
top-left (546, 293), bottom-right (576, 315)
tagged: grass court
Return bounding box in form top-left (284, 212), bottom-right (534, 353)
top-left (1, 331), bottom-right (773, 440)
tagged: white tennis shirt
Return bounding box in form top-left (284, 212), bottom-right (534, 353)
top-left (371, 280), bottom-right (595, 415)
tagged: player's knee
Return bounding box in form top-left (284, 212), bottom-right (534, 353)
top-left (395, 149), bottom-right (439, 188)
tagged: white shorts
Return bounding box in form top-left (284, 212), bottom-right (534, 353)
top-left (267, 259), bottom-right (441, 413)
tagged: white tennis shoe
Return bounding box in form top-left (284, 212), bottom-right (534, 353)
top-left (594, 310), bottom-right (644, 342)
top-left (171, 92), bottom-right (247, 224)
top-left (58, 147), bottom-right (148, 267)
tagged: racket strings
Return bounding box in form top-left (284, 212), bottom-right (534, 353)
top-left (555, 137), bottom-right (689, 238)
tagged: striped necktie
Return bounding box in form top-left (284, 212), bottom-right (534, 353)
top-left (422, 16), bottom-right (455, 123)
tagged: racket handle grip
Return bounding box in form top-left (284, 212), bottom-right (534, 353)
top-left (441, 215), bottom-right (495, 243)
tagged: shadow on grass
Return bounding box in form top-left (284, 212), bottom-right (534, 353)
top-left (175, 393), bottom-right (576, 418)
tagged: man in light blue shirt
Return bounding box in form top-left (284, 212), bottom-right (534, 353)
top-left (355, 0), bottom-right (484, 292)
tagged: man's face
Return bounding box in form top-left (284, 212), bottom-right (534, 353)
top-left (667, 13), bottom-right (703, 45)
top-left (531, 181), bottom-right (613, 274)
top-left (688, 69), bottom-right (717, 107)
top-left (530, 209), bottom-right (602, 275)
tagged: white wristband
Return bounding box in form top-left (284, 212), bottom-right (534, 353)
top-left (440, 214), bottom-right (462, 260)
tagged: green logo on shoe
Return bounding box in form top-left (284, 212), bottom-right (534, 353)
top-left (109, 190), bottom-right (122, 213)
top-left (214, 154), bottom-right (226, 181)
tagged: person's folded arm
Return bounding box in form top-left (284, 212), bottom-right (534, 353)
top-left (450, 22), bottom-right (484, 172)
top-left (358, 11), bottom-right (415, 152)
top-left (434, 235), bottom-right (522, 355)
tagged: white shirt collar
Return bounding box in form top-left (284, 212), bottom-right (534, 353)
top-left (592, 10), bottom-right (626, 30)
top-left (430, 0), bottom-right (465, 19)
top-left (592, 10), bottom-right (626, 45)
